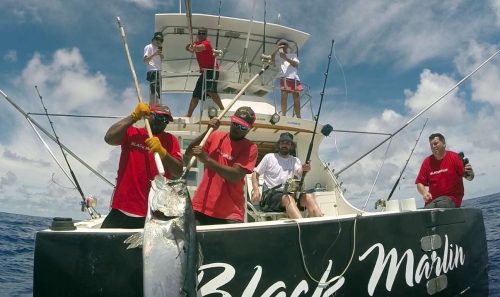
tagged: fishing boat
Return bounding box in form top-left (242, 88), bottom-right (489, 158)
top-left (28, 10), bottom-right (489, 297)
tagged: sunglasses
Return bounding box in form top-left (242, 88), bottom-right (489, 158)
top-left (153, 113), bottom-right (169, 124)
top-left (198, 32), bottom-right (207, 36)
top-left (231, 122), bottom-right (249, 132)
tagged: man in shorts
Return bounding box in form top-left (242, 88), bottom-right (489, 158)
top-left (144, 32), bottom-right (164, 105)
top-left (251, 132), bottom-right (323, 219)
top-left (271, 39), bottom-right (303, 118)
top-left (184, 27), bottom-right (225, 117)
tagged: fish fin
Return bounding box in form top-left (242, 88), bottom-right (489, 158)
top-left (124, 231), bottom-right (144, 249)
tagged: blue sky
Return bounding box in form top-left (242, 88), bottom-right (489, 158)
top-left (1, 0), bottom-right (499, 218)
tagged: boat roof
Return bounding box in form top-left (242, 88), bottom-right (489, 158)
top-left (154, 13), bottom-right (310, 93)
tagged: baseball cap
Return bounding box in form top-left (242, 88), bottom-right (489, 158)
top-left (277, 38), bottom-right (289, 46)
top-left (150, 104), bottom-right (173, 122)
top-left (279, 132), bottom-right (293, 142)
top-left (153, 32), bottom-right (164, 40)
top-left (230, 106), bottom-right (255, 128)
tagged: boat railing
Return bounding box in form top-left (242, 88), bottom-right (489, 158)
top-left (173, 68), bottom-right (316, 119)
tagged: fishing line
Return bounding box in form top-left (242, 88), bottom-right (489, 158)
top-left (294, 214), bottom-right (360, 286)
top-left (34, 86), bottom-right (100, 219)
top-left (335, 46), bottom-right (500, 177)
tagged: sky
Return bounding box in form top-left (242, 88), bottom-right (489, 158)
top-left (0, 0), bottom-right (499, 219)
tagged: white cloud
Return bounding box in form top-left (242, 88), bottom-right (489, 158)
top-left (404, 69), bottom-right (466, 123)
top-left (454, 40), bottom-right (500, 106)
top-left (491, 0), bottom-right (500, 26)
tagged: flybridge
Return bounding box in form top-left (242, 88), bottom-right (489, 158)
top-left (153, 13), bottom-right (309, 94)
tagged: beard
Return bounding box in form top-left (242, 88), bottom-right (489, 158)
top-left (279, 147), bottom-right (290, 156)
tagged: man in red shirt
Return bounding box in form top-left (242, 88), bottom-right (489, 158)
top-left (101, 103), bottom-right (183, 228)
top-left (184, 27), bottom-right (225, 117)
top-left (187, 106), bottom-right (258, 225)
top-left (415, 133), bottom-right (475, 209)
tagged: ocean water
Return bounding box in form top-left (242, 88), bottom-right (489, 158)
top-left (0, 194), bottom-right (498, 297)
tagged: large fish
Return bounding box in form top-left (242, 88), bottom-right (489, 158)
top-left (125, 175), bottom-right (198, 296)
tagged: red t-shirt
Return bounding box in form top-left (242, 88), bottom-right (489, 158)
top-left (194, 39), bottom-right (219, 71)
top-left (111, 126), bottom-right (182, 216)
top-left (192, 131), bottom-right (258, 222)
top-left (415, 151), bottom-right (465, 207)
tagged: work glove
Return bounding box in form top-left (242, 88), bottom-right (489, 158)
top-left (131, 102), bottom-right (150, 122)
top-left (145, 137), bottom-right (167, 159)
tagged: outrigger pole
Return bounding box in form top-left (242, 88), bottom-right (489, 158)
top-left (335, 46), bottom-right (500, 176)
top-left (296, 40), bottom-right (335, 195)
top-left (34, 86), bottom-right (100, 219)
top-left (0, 89), bottom-right (115, 188)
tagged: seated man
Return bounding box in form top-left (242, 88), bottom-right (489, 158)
top-left (251, 132), bottom-right (323, 219)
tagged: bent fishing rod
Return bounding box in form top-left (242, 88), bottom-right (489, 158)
top-left (0, 89), bottom-right (115, 188)
top-left (296, 39), bottom-right (335, 195)
top-left (335, 46), bottom-right (500, 177)
top-left (35, 86), bottom-right (100, 219)
top-left (386, 118), bottom-right (428, 201)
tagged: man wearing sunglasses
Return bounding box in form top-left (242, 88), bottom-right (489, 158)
top-left (184, 27), bottom-right (225, 117)
top-left (186, 106), bottom-right (258, 225)
top-left (144, 32), bottom-right (164, 106)
top-left (101, 103), bottom-right (183, 228)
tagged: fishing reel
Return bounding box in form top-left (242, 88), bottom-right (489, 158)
top-left (261, 54), bottom-right (272, 64)
top-left (375, 199), bottom-right (386, 210)
top-left (458, 152), bottom-right (473, 179)
top-left (458, 152), bottom-right (469, 166)
top-left (213, 49), bottom-right (224, 57)
top-left (283, 177), bottom-right (300, 194)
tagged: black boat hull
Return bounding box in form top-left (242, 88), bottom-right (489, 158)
top-left (34, 208), bottom-right (488, 296)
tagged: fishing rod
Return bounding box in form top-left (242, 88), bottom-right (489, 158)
top-left (238, 0), bottom-right (257, 83)
top-left (386, 118), bottom-right (428, 201)
top-left (0, 89), bottom-right (115, 188)
top-left (261, 0), bottom-right (271, 66)
top-left (263, 0), bottom-right (267, 55)
top-left (296, 40), bottom-right (335, 195)
top-left (184, 0), bottom-right (194, 45)
top-left (35, 86), bottom-right (100, 219)
top-left (213, 0), bottom-right (222, 58)
top-left (335, 46), bottom-right (500, 177)
top-left (26, 119), bottom-right (78, 191)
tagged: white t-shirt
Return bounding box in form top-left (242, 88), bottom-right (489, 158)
top-left (254, 153), bottom-right (302, 189)
top-left (274, 53), bottom-right (300, 80)
top-left (144, 43), bottom-right (161, 71)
